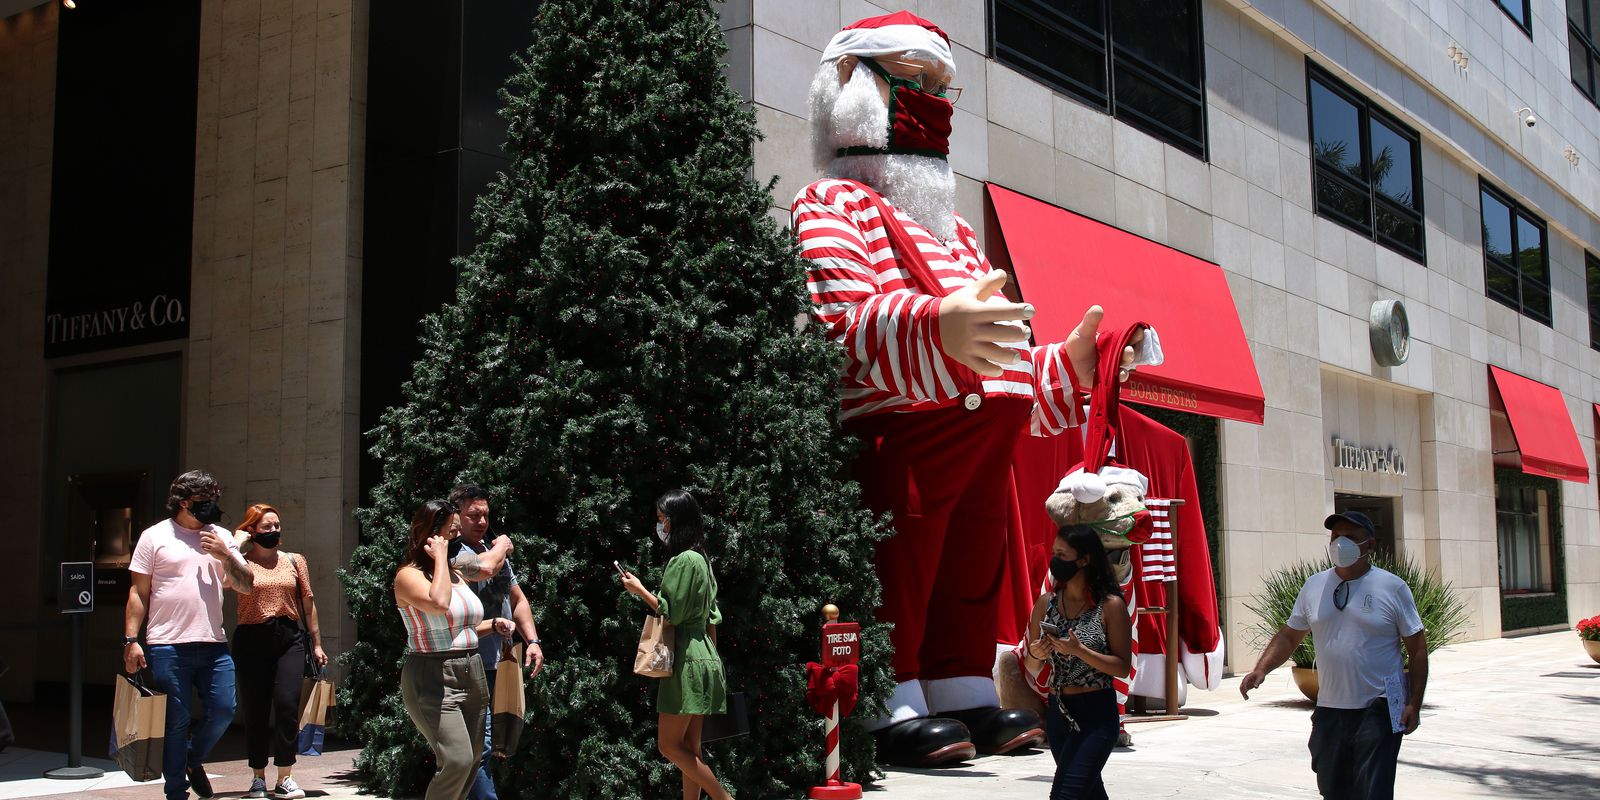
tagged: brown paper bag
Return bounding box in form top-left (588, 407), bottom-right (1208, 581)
top-left (633, 613), bottom-right (674, 678)
top-left (111, 673), bottom-right (166, 782)
top-left (296, 671), bottom-right (335, 755)
top-left (491, 643), bottom-right (525, 757)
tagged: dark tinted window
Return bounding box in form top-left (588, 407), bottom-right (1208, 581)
top-left (1586, 253), bottom-right (1600, 349)
top-left (1495, 0), bottom-right (1532, 32)
top-left (1570, 0), bottom-right (1600, 104)
top-left (1481, 190), bottom-right (1513, 262)
top-left (1481, 180), bottom-right (1552, 326)
top-left (993, 0), bottom-right (1206, 157)
top-left (992, 2), bottom-right (1106, 100)
top-left (1307, 63), bottom-right (1425, 262)
top-left (1369, 119), bottom-right (1416, 207)
top-left (1310, 80), bottom-right (1363, 179)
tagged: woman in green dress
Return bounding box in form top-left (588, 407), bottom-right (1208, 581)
top-left (620, 489), bottom-right (733, 800)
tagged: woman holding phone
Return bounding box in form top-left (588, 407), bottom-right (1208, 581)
top-left (1024, 524), bottom-right (1132, 800)
top-left (393, 500), bottom-right (515, 800)
top-left (618, 489), bottom-right (732, 800)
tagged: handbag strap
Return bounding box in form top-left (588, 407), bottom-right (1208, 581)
top-left (288, 552), bottom-right (310, 633)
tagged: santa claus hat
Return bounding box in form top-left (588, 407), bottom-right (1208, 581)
top-left (820, 11), bottom-right (956, 77)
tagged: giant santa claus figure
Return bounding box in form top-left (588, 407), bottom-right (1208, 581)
top-left (791, 12), bottom-right (1155, 766)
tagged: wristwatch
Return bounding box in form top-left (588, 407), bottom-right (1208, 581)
top-left (529, 638), bottom-right (542, 646)
top-left (121, 636), bottom-right (139, 646)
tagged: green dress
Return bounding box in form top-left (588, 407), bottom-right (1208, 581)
top-left (654, 550), bottom-right (727, 715)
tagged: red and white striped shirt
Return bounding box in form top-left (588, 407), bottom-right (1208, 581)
top-left (792, 178), bottom-right (1081, 434)
top-left (399, 579), bottom-right (483, 654)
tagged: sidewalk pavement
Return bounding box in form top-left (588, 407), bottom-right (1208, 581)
top-left (4, 631), bottom-right (1595, 799)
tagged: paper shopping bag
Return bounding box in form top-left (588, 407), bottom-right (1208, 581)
top-left (633, 613), bottom-right (674, 678)
top-left (297, 670), bottom-right (335, 756)
top-left (491, 643), bottom-right (526, 757)
top-left (110, 673), bottom-right (166, 782)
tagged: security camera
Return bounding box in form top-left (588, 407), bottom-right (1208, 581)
top-left (1518, 107), bottom-right (1536, 127)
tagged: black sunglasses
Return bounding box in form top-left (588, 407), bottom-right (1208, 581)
top-left (1334, 579), bottom-right (1352, 611)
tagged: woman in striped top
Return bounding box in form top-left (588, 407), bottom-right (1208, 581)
top-left (394, 500), bottom-right (515, 800)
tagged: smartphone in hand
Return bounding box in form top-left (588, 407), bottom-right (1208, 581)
top-left (613, 560), bottom-right (627, 578)
top-left (1039, 621), bottom-right (1063, 638)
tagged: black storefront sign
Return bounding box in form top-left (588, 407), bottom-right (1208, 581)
top-left (44, 0), bottom-right (201, 358)
top-left (47, 295), bottom-right (188, 353)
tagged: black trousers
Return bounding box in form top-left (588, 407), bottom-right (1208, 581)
top-left (1308, 698), bottom-right (1404, 800)
top-left (1043, 688), bottom-right (1119, 800)
top-left (232, 616), bottom-right (306, 769)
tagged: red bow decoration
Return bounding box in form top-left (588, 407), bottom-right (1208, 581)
top-left (805, 662), bottom-right (860, 718)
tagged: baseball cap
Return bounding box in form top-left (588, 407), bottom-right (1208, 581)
top-left (1323, 511), bottom-right (1376, 539)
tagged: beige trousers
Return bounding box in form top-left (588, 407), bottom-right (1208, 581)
top-left (401, 651), bottom-right (488, 800)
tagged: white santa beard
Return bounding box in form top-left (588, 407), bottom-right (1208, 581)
top-left (809, 62), bottom-right (959, 241)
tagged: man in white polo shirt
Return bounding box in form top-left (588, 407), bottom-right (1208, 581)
top-left (1240, 511), bottom-right (1429, 800)
top-left (123, 470), bottom-right (255, 800)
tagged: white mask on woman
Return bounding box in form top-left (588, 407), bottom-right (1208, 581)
top-left (656, 521), bottom-right (669, 544)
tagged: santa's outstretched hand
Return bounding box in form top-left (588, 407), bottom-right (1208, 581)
top-left (936, 270), bottom-right (1034, 377)
top-left (1065, 305), bottom-right (1147, 388)
top-left (937, 269), bottom-right (1146, 386)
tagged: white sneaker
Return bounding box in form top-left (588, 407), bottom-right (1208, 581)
top-left (245, 777), bottom-right (268, 799)
top-left (272, 777), bottom-right (306, 800)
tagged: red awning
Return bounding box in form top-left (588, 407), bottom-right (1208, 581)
top-left (985, 183), bottom-right (1265, 424)
top-left (1488, 366), bottom-right (1589, 483)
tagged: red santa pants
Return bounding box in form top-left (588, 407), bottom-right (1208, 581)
top-left (847, 396), bottom-right (1032, 684)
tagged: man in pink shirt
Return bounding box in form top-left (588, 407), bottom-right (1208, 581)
top-left (124, 470), bottom-right (255, 800)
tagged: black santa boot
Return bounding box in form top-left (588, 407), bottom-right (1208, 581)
top-left (939, 706), bottom-right (1046, 755)
top-left (872, 717), bottom-right (977, 767)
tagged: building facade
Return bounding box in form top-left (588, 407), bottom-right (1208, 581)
top-left (3, 0), bottom-right (1598, 705)
top-left (727, 0), bottom-right (1600, 671)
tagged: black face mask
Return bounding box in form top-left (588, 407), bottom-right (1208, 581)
top-left (1049, 556), bottom-right (1081, 584)
top-left (189, 499), bottom-right (224, 526)
top-left (252, 532), bottom-right (282, 549)
top-left (447, 538), bottom-right (465, 560)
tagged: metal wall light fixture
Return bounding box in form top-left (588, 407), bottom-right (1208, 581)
top-left (1447, 42), bottom-right (1470, 72)
top-left (1565, 146), bottom-right (1582, 166)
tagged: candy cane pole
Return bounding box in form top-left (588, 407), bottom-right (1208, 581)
top-left (809, 604), bottom-right (861, 800)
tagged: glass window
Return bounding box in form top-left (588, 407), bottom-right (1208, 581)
top-left (1369, 119), bottom-right (1417, 208)
top-left (1571, 0), bottom-right (1600, 105)
top-left (1494, 0), bottom-right (1532, 33)
top-left (1307, 64), bottom-right (1425, 262)
top-left (992, 0), bottom-right (1206, 157)
top-left (1481, 190), bottom-right (1513, 262)
top-left (992, 1), bottom-right (1106, 101)
top-left (1481, 180), bottom-right (1552, 325)
top-left (1496, 483), bottom-right (1550, 593)
top-left (1586, 253), bottom-right (1600, 350)
top-left (1310, 80), bottom-right (1364, 180)
top-left (1110, 0), bottom-right (1199, 83)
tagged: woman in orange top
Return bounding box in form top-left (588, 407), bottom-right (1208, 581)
top-left (229, 504), bottom-right (327, 800)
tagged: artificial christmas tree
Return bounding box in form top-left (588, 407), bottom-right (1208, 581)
top-left (337, 1), bottom-right (893, 798)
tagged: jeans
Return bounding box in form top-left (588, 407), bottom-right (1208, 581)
top-left (1043, 688), bottom-right (1118, 800)
top-left (145, 643), bottom-right (238, 800)
top-left (465, 663), bottom-right (499, 800)
top-left (1308, 699), bottom-right (1404, 800)
top-left (232, 617), bottom-right (306, 769)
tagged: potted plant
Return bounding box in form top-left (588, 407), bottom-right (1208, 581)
top-left (1578, 616), bottom-right (1600, 663)
top-left (1246, 553), bottom-right (1469, 702)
